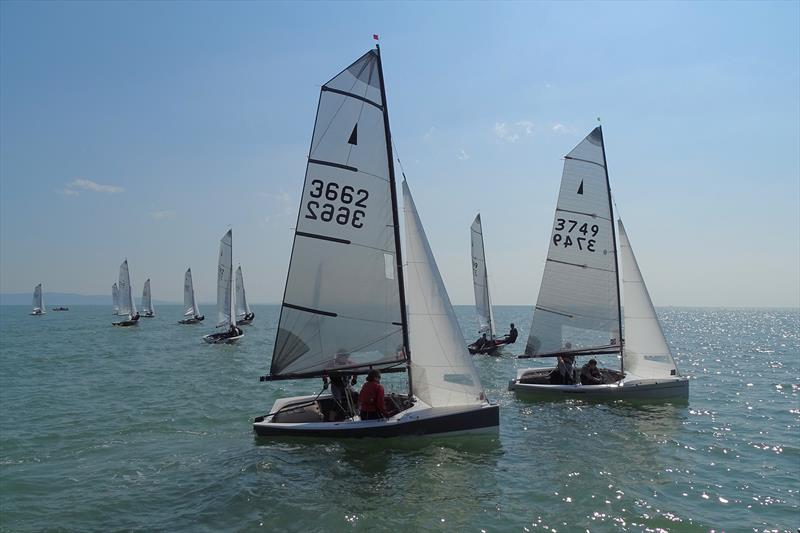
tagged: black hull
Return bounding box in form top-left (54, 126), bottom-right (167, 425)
top-left (178, 317), bottom-right (204, 324)
top-left (253, 404), bottom-right (499, 439)
top-left (468, 340), bottom-right (511, 355)
top-left (112, 321), bottom-right (138, 327)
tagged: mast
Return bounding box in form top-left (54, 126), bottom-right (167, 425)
top-left (375, 44), bottom-right (413, 396)
top-left (598, 125), bottom-right (624, 374)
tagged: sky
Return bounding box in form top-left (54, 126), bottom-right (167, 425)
top-left (1, 1), bottom-right (798, 308)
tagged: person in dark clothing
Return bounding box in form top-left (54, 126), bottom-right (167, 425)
top-left (504, 323), bottom-right (518, 344)
top-left (359, 369), bottom-right (387, 420)
top-left (550, 354), bottom-right (577, 385)
top-left (474, 333), bottom-right (489, 350)
top-left (580, 358), bottom-right (603, 385)
top-left (324, 372), bottom-right (358, 421)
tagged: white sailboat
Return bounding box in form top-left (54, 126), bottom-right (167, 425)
top-left (467, 214), bottom-right (513, 354)
top-left (112, 283), bottom-right (120, 315)
top-left (178, 268), bottom-right (204, 324)
top-left (254, 46), bottom-right (498, 438)
top-left (235, 265), bottom-right (255, 325)
top-left (30, 283), bottom-right (45, 315)
top-left (203, 230), bottom-right (243, 343)
top-left (112, 259), bottom-right (140, 326)
top-left (141, 278), bottom-right (155, 317)
top-left (508, 127), bottom-right (688, 401)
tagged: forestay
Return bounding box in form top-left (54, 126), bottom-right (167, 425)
top-left (270, 50), bottom-right (405, 379)
top-left (184, 269), bottom-right (199, 317)
top-left (118, 260), bottom-right (133, 317)
top-left (404, 181), bottom-right (486, 407)
top-left (619, 220), bottom-right (679, 378)
top-left (235, 266), bottom-right (251, 317)
top-left (216, 230), bottom-right (234, 328)
top-left (112, 283), bottom-right (120, 315)
top-left (142, 279), bottom-right (153, 315)
top-left (470, 214), bottom-right (495, 339)
top-left (525, 127), bottom-right (621, 356)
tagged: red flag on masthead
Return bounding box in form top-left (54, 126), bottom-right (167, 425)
top-left (373, 34), bottom-right (379, 40)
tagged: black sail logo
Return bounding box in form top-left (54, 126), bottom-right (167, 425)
top-left (577, 180), bottom-right (584, 195)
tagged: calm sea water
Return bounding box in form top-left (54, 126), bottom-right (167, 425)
top-left (1, 305), bottom-right (797, 532)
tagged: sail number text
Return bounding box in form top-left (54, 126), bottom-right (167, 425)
top-left (553, 218), bottom-right (599, 252)
top-left (305, 179), bottom-right (368, 228)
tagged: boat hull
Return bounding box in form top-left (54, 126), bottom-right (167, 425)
top-left (112, 320), bottom-right (139, 327)
top-left (509, 367), bottom-right (689, 402)
top-left (202, 332), bottom-right (243, 344)
top-left (468, 339), bottom-right (511, 355)
top-left (178, 316), bottom-right (204, 324)
top-left (253, 396), bottom-right (499, 438)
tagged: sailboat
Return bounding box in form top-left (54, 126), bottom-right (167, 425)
top-left (254, 46), bottom-right (498, 438)
top-left (112, 283), bottom-right (120, 315)
top-left (235, 266), bottom-right (255, 325)
top-left (178, 268), bottom-right (204, 324)
top-left (508, 127), bottom-right (689, 401)
top-left (112, 259), bottom-right (140, 327)
top-left (30, 284), bottom-right (45, 315)
top-left (141, 278), bottom-right (155, 317)
top-left (467, 214), bottom-right (511, 355)
top-left (202, 230), bottom-right (243, 343)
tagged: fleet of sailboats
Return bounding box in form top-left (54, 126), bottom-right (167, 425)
top-left (253, 46), bottom-right (499, 438)
top-left (507, 127), bottom-right (689, 401)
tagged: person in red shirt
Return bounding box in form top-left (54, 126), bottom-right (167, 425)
top-left (359, 369), bottom-right (387, 420)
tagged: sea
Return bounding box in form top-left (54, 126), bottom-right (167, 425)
top-left (1, 305), bottom-right (797, 532)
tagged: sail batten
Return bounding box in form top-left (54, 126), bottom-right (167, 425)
top-left (525, 127), bottom-right (621, 357)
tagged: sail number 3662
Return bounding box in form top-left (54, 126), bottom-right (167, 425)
top-left (305, 180), bottom-right (368, 228)
top-left (553, 218), bottom-right (599, 251)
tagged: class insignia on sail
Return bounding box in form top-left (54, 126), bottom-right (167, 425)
top-left (508, 127), bottom-right (688, 402)
top-left (253, 45), bottom-right (498, 438)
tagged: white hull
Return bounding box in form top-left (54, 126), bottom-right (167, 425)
top-left (254, 394), bottom-right (499, 438)
top-left (509, 367), bottom-right (689, 402)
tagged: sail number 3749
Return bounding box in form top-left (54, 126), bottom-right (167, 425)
top-left (305, 179), bottom-right (368, 228)
top-left (553, 218), bottom-right (599, 251)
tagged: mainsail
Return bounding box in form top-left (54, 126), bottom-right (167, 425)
top-left (618, 220), bottom-right (679, 378)
top-left (404, 181), bottom-right (485, 407)
top-left (118, 260), bottom-right (134, 318)
top-left (470, 214), bottom-right (495, 339)
top-left (142, 278), bottom-right (153, 315)
top-left (216, 230), bottom-right (235, 328)
top-left (112, 283), bottom-right (120, 315)
top-left (235, 266), bottom-right (251, 318)
top-left (32, 283), bottom-right (44, 313)
top-left (269, 49), bottom-right (406, 379)
top-left (524, 127), bottom-right (621, 357)
top-left (184, 268), bottom-right (200, 317)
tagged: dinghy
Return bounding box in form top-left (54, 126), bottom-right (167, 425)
top-left (112, 260), bottom-right (140, 327)
top-left (508, 127), bottom-right (688, 401)
top-left (202, 230), bottom-right (243, 344)
top-left (467, 214), bottom-right (511, 355)
top-left (52, 306), bottom-right (69, 311)
top-left (254, 46), bottom-right (498, 438)
top-left (235, 266), bottom-right (255, 324)
top-left (141, 278), bottom-right (155, 317)
top-left (30, 284), bottom-right (45, 315)
top-left (112, 283), bottom-right (120, 315)
top-left (178, 268), bottom-right (204, 324)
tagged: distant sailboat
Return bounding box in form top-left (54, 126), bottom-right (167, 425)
top-left (30, 284), bottom-right (45, 315)
top-left (112, 283), bottom-right (120, 315)
top-left (141, 278), bottom-right (155, 318)
top-left (235, 265), bottom-right (255, 325)
top-left (178, 268), bottom-right (204, 324)
top-left (467, 214), bottom-right (512, 355)
top-left (508, 127), bottom-right (688, 401)
top-left (203, 230), bottom-right (243, 343)
top-left (112, 260), bottom-right (140, 327)
top-left (254, 46), bottom-right (498, 438)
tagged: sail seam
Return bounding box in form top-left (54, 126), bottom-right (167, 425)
top-left (321, 86), bottom-right (382, 109)
top-left (564, 155), bottom-right (605, 168)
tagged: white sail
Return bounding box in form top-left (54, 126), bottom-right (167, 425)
top-left (403, 181), bottom-right (486, 407)
top-left (118, 260), bottom-right (133, 318)
top-left (184, 268), bottom-right (200, 316)
top-left (470, 214), bottom-right (495, 339)
top-left (32, 283), bottom-right (44, 313)
top-left (216, 230), bottom-right (234, 328)
top-left (112, 283), bottom-right (120, 315)
top-left (142, 278), bottom-right (153, 315)
top-left (270, 50), bottom-right (404, 378)
top-left (525, 127), bottom-right (621, 356)
top-left (619, 220), bottom-right (680, 378)
top-left (235, 266), bottom-right (251, 317)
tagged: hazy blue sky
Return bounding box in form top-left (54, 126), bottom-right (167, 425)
top-left (1, 1), bottom-right (798, 307)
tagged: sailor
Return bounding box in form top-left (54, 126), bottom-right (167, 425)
top-left (504, 323), bottom-right (518, 344)
top-left (580, 358), bottom-right (603, 385)
top-left (358, 369), bottom-right (387, 420)
top-left (323, 351), bottom-right (358, 420)
top-left (473, 333), bottom-right (489, 350)
top-left (550, 354), bottom-right (576, 385)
